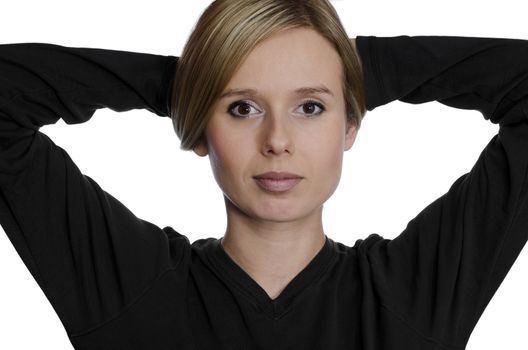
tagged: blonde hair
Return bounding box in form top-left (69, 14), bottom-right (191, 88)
top-left (170, 0), bottom-right (366, 151)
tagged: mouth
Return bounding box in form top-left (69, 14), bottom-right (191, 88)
top-left (253, 177), bottom-right (303, 193)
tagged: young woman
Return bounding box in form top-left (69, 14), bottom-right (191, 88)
top-left (1, 0), bottom-right (527, 349)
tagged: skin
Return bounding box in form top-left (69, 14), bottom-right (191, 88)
top-left (193, 28), bottom-right (360, 300)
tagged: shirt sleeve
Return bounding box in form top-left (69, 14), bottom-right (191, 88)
top-left (354, 35), bottom-right (528, 348)
top-left (0, 43), bottom-right (189, 336)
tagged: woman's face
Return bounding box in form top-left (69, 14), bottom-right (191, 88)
top-left (193, 27), bottom-right (358, 224)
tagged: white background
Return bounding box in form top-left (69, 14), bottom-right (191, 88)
top-left (1, 0), bottom-right (527, 349)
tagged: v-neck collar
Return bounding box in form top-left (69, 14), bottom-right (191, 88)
top-left (201, 235), bottom-right (337, 320)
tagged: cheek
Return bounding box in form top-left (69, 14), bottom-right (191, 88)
top-left (316, 146), bottom-right (343, 178)
top-left (304, 126), bottom-right (345, 186)
top-left (308, 123), bottom-right (344, 162)
top-left (208, 130), bottom-right (252, 187)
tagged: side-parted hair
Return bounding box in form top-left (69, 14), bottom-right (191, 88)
top-left (170, 0), bottom-right (366, 151)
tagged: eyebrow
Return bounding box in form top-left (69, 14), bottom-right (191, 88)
top-left (219, 85), bottom-right (335, 100)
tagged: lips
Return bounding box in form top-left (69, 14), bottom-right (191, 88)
top-left (253, 171), bottom-right (303, 180)
top-left (254, 177), bottom-right (302, 192)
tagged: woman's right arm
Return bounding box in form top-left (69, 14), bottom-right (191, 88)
top-left (0, 43), bottom-right (189, 336)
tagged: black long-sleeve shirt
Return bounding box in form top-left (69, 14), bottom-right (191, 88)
top-left (1, 35), bottom-right (527, 350)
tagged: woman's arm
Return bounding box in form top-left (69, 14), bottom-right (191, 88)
top-left (354, 35), bottom-right (528, 348)
top-left (0, 43), bottom-right (188, 336)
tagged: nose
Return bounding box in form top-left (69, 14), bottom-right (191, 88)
top-left (260, 111), bottom-right (294, 156)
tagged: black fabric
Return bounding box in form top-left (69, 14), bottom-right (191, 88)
top-left (1, 35), bottom-right (527, 349)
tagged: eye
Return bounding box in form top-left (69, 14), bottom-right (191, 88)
top-left (227, 100), bottom-right (261, 118)
top-left (297, 99), bottom-right (326, 117)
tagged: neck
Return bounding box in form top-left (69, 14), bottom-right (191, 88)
top-left (220, 200), bottom-right (326, 299)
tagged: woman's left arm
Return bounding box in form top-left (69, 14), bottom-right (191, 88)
top-left (354, 35), bottom-right (528, 348)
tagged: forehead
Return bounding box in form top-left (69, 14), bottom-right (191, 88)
top-left (224, 27), bottom-right (343, 97)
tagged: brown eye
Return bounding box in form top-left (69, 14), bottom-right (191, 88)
top-left (227, 101), bottom-right (259, 118)
top-left (303, 103), bottom-right (316, 114)
top-left (236, 103), bottom-right (251, 115)
top-left (298, 100), bottom-right (325, 117)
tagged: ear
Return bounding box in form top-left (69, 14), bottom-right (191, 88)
top-left (192, 135), bottom-right (209, 157)
top-left (344, 120), bottom-right (358, 151)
